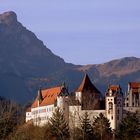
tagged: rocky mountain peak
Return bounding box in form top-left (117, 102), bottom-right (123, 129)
top-left (0, 11), bottom-right (17, 25)
top-left (0, 11), bottom-right (140, 103)
top-left (0, 11), bottom-right (68, 78)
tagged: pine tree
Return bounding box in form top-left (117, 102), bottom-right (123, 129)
top-left (117, 112), bottom-right (140, 140)
top-left (92, 113), bottom-right (112, 140)
top-left (81, 112), bottom-right (94, 140)
top-left (48, 107), bottom-right (69, 140)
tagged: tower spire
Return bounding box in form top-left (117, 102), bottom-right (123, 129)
top-left (59, 82), bottom-right (69, 96)
top-left (37, 88), bottom-right (43, 104)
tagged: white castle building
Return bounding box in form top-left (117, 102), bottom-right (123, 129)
top-left (26, 74), bottom-right (140, 130)
top-left (124, 82), bottom-right (140, 119)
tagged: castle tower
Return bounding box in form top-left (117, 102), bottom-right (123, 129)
top-left (126, 82), bottom-right (140, 107)
top-left (75, 74), bottom-right (101, 110)
top-left (106, 85), bottom-right (123, 130)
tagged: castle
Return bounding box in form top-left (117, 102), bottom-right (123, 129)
top-left (26, 74), bottom-right (140, 130)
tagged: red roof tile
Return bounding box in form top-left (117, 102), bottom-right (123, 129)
top-left (132, 89), bottom-right (139, 93)
top-left (109, 85), bottom-right (120, 91)
top-left (129, 82), bottom-right (140, 89)
top-left (31, 98), bottom-right (38, 108)
top-left (106, 85), bottom-right (122, 96)
top-left (31, 86), bottom-right (61, 108)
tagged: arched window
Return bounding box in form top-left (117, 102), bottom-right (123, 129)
top-left (109, 102), bottom-right (113, 110)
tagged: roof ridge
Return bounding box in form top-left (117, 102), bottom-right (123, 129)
top-left (41, 86), bottom-right (61, 91)
top-left (76, 74), bottom-right (100, 93)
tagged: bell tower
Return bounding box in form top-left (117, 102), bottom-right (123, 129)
top-left (106, 85), bottom-right (123, 130)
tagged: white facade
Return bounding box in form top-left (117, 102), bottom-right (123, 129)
top-left (26, 75), bottom-right (136, 131)
top-left (106, 89), bottom-right (123, 130)
top-left (125, 84), bottom-right (140, 107)
top-left (26, 105), bottom-right (55, 126)
top-left (26, 92), bottom-right (123, 130)
top-left (26, 88), bottom-right (124, 130)
top-left (69, 105), bottom-right (105, 128)
top-left (26, 95), bottom-right (70, 126)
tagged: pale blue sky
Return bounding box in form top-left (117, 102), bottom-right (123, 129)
top-left (0, 0), bottom-right (140, 64)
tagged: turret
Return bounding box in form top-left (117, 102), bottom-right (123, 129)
top-left (106, 85), bottom-right (123, 130)
top-left (127, 82), bottom-right (140, 107)
top-left (57, 82), bottom-right (69, 108)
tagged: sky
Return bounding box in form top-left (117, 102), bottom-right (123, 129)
top-left (0, 0), bottom-right (140, 65)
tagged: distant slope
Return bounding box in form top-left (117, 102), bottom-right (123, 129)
top-left (0, 11), bottom-right (140, 103)
top-left (78, 57), bottom-right (140, 93)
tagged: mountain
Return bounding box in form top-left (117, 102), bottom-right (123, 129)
top-left (78, 57), bottom-right (140, 93)
top-left (0, 11), bottom-right (140, 103)
top-left (0, 11), bottom-right (72, 76)
top-left (0, 11), bottom-right (82, 102)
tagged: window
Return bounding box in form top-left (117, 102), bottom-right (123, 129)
top-left (109, 102), bottom-right (113, 110)
top-left (126, 103), bottom-right (128, 107)
top-left (111, 116), bottom-right (113, 120)
top-left (32, 110), bottom-right (38, 115)
top-left (118, 110), bottom-right (119, 114)
top-left (114, 98), bottom-right (117, 104)
top-left (120, 103), bottom-right (122, 107)
top-left (39, 109), bottom-right (46, 113)
top-left (118, 102), bottom-right (120, 105)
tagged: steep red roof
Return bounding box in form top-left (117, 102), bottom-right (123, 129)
top-left (76, 74), bottom-right (101, 110)
top-left (31, 98), bottom-right (38, 108)
top-left (129, 82), bottom-right (140, 94)
top-left (76, 74), bottom-right (100, 93)
top-left (129, 82), bottom-right (140, 89)
top-left (106, 85), bottom-right (122, 96)
top-left (109, 85), bottom-right (120, 92)
top-left (31, 86), bottom-right (61, 108)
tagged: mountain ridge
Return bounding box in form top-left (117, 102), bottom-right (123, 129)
top-left (0, 11), bottom-right (140, 103)
top-left (79, 56), bottom-right (140, 76)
